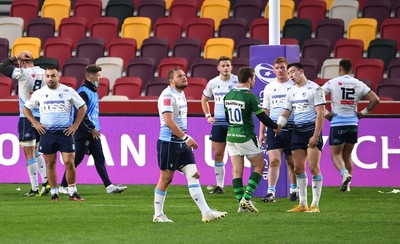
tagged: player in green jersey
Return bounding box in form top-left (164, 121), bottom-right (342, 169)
top-left (224, 66), bottom-right (280, 213)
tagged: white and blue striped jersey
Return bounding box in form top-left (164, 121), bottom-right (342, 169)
top-left (158, 86), bottom-right (188, 142)
top-left (284, 80), bottom-right (326, 131)
top-left (12, 66), bottom-right (45, 117)
top-left (24, 84), bottom-right (86, 131)
top-left (322, 75), bottom-right (370, 127)
top-left (203, 75), bottom-right (238, 125)
top-left (262, 79), bottom-right (295, 128)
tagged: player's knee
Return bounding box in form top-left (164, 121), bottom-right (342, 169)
top-left (269, 158), bottom-right (281, 168)
top-left (20, 140), bottom-right (36, 147)
top-left (309, 166), bottom-right (320, 176)
top-left (181, 164), bottom-right (200, 185)
top-left (214, 151), bottom-right (225, 161)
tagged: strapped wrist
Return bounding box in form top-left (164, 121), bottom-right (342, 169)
top-left (361, 107), bottom-right (369, 115)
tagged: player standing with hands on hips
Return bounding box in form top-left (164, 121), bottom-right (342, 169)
top-left (153, 67), bottom-right (227, 223)
top-left (322, 59), bottom-right (379, 192)
top-left (23, 67), bottom-right (87, 201)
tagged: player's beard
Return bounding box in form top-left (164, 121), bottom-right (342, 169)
top-left (175, 82), bottom-right (188, 90)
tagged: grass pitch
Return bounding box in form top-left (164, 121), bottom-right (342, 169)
top-left (0, 184), bottom-right (399, 244)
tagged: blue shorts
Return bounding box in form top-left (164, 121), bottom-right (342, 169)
top-left (18, 117), bottom-right (40, 142)
top-left (157, 140), bottom-right (195, 171)
top-left (209, 124), bottom-right (228, 143)
top-left (291, 129), bottom-right (323, 151)
top-left (266, 128), bottom-right (292, 156)
top-left (329, 125), bottom-right (358, 145)
top-left (39, 131), bottom-right (75, 154)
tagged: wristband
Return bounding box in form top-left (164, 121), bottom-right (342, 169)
top-left (277, 116), bottom-right (287, 127)
top-left (181, 134), bottom-right (192, 142)
top-left (324, 109), bottom-right (329, 116)
top-left (360, 108), bottom-right (369, 115)
top-left (205, 114), bottom-right (212, 118)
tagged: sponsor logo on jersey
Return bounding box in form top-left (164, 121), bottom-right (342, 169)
top-left (43, 100), bottom-right (66, 112)
top-left (164, 98), bottom-right (171, 106)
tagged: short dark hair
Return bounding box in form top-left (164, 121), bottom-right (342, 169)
top-left (339, 59), bottom-right (352, 73)
top-left (287, 62), bottom-right (304, 71)
top-left (237, 66), bottom-right (255, 83)
top-left (218, 56), bottom-right (231, 64)
top-left (167, 67), bottom-right (183, 80)
top-left (45, 66), bottom-right (58, 72)
top-left (85, 64), bottom-right (102, 74)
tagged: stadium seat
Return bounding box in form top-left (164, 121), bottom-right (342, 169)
top-left (185, 18), bottom-right (214, 48)
top-left (112, 77), bottom-right (142, 99)
top-left (0, 76), bottom-right (12, 99)
top-left (387, 59), bottom-right (400, 79)
top-left (33, 57), bottom-right (59, 70)
top-left (297, 0), bottom-right (326, 31)
top-left (140, 38), bottom-right (169, 67)
top-left (11, 37), bottom-right (41, 59)
top-left (184, 77), bottom-right (207, 100)
top-left (231, 57), bottom-right (249, 74)
top-left (313, 78), bottom-right (329, 87)
top-left (137, 0), bottom-right (165, 28)
top-left (300, 58), bottom-right (318, 81)
top-left (282, 18), bottom-right (312, 48)
top-left (101, 95), bottom-right (129, 101)
top-left (169, 0), bottom-right (198, 28)
top-left (97, 77), bottom-right (110, 99)
top-left (0, 17), bottom-right (24, 46)
top-left (233, 0), bottom-right (262, 30)
top-left (121, 17), bottom-right (152, 49)
top-left (58, 17), bottom-right (87, 49)
top-left (0, 38), bottom-right (9, 60)
top-left (329, 0), bottom-right (359, 31)
top-left (380, 18), bottom-right (400, 51)
top-left (158, 57), bottom-right (189, 78)
top-left (200, 0), bottom-right (230, 31)
top-left (105, 0), bottom-right (134, 28)
top-left (376, 78), bottom-right (400, 100)
top-left (60, 76), bottom-right (78, 90)
top-left (76, 37), bottom-right (105, 64)
top-left (144, 80), bottom-right (168, 96)
top-left (164, 0), bottom-right (173, 9)
top-left (44, 37), bottom-right (73, 68)
top-left (301, 38), bottom-right (331, 71)
top-left (62, 57), bottom-right (90, 85)
top-left (41, 0), bottom-right (71, 30)
top-left (367, 39), bottom-right (397, 70)
top-left (264, 0), bottom-right (294, 31)
top-left (354, 58), bottom-right (384, 91)
top-left (348, 18), bottom-right (378, 51)
top-left (190, 58), bottom-right (219, 80)
top-left (172, 38), bottom-right (201, 68)
top-left (95, 57), bottom-right (124, 89)
top-left (236, 38), bottom-right (265, 59)
top-left (10, 0), bottom-right (39, 31)
top-left (73, 0), bottom-right (102, 29)
top-left (334, 39), bottom-right (364, 66)
top-left (362, 0), bottom-right (391, 29)
top-left (126, 57), bottom-right (155, 89)
top-left (323, 0), bottom-right (334, 10)
top-left (315, 18), bottom-right (344, 50)
top-left (218, 18), bottom-right (247, 48)
top-left (107, 38), bottom-right (137, 69)
top-left (26, 18), bottom-right (55, 48)
top-left (90, 17), bottom-right (119, 48)
top-left (320, 58), bottom-right (341, 79)
top-left (154, 17), bottom-right (183, 49)
top-left (250, 18), bottom-right (269, 44)
top-left (396, 2), bottom-right (400, 18)
top-left (204, 38), bottom-right (234, 59)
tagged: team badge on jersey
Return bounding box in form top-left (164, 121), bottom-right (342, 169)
top-left (164, 98), bottom-right (171, 106)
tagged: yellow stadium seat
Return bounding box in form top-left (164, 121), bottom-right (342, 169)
top-left (164, 0), bottom-right (173, 10)
top-left (12, 37), bottom-right (41, 59)
top-left (200, 0), bottom-right (230, 31)
top-left (41, 0), bottom-right (71, 31)
top-left (204, 38), bottom-right (234, 59)
top-left (324, 0), bottom-right (335, 10)
top-left (348, 18), bottom-right (377, 51)
top-left (121, 17), bottom-right (151, 49)
top-left (264, 0), bottom-right (294, 31)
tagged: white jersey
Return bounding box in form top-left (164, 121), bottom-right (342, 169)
top-left (158, 86), bottom-right (187, 142)
top-left (322, 74), bottom-right (371, 127)
top-left (284, 80), bottom-right (326, 131)
top-left (12, 66), bottom-right (46, 117)
top-left (203, 74), bottom-right (238, 125)
top-left (262, 79), bottom-right (295, 127)
top-left (24, 84), bottom-right (86, 131)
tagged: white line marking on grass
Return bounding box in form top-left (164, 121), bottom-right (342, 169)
top-left (91, 204), bottom-right (128, 207)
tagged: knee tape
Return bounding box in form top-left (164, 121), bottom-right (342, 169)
top-left (181, 164), bottom-right (200, 186)
top-left (20, 140), bottom-right (36, 147)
